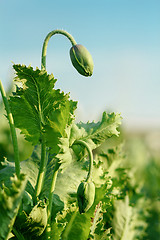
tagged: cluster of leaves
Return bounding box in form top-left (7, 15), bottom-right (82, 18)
top-left (0, 64), bottom-right (158, 239)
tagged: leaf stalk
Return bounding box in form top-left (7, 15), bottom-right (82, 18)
top-left (34, 139), bottom-right (47, 199)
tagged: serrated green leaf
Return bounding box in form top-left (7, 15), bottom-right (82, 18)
top-left (44, 97), bottom-right (77, 153)
top-left (0, 174), bottom-right (27, 240)
top-left (57, 112), bottom-right (122, 182)
top-left (10, 64), bottom-right (55, 145)
top-left (70, 112), bottom-right (122, 151)
top-left (9, 64), bottom-right (77, 151)
top-left (56, 136), bottom-right (73, 172)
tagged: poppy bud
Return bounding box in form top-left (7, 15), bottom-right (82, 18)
top-left (77, 181), bottom-right (95, 214)
top-left (70, 44), bottom-right (94, 76)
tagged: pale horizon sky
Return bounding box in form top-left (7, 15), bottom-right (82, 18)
top-left (0, 0), bottom-right (160, 130)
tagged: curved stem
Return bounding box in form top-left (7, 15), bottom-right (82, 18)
top-left (35, 30), bottom-right (76, 200)
top-left (40, 29), bottom-right (76, 214)
top-left (73, 140), bottom-right (93, 182)
top-left (41, 29), bottom-right (77, 70)
top-left (0, 80), bottom-right (20, 178)
top-left (40, 29), bottom-right (77, 232)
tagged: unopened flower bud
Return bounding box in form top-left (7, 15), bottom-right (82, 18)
top-left (70, 44), bottom-right (94, 77)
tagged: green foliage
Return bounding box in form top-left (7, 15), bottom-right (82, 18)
top-left (0, 61), bottom-right (159, 239)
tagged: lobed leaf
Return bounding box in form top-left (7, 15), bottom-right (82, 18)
top-left (9, 64), bottom-right (77, 152)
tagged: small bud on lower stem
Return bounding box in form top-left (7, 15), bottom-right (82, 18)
top-left (77, 181), bottom-right (95, 214)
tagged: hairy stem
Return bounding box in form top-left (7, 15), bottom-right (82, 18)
top-left (41, 29), bottom-right (77, 70)
top-left (0, 80), bottom-right (20, 178)
top-left (73, 140), bottom-right (93, 182)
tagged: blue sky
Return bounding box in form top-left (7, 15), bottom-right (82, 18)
top-left (0, 0), bottom-right (160, 129)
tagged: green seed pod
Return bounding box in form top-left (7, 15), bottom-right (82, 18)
top-left (70, 44), bottom-right (94, 76)
top-left (77, 181), bottom-right (95, 214)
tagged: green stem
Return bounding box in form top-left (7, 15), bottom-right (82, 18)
top-left (61, 208), bottom-right (78, 239)
top-left (34, 69), bottom-right (47, 199)
top-left (47, 159), bottom-right (60, 221)
top-left (46, 159), bottom-right (60, 239)
top-left (0, 80), bottom-right (20, 178)
top-left (35, 139), bottom-right (47, 199)
top-left (41, 29), bottom-right (77, 70)
top-left (73, 140), bottom-right (93, 182)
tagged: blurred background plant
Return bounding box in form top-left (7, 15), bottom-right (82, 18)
top-left (95, 125), bottom-right (160, 239)
top-left (124, 130), bottom-right (160, 239)
top-left (0, 85), bottom-right (33, 167)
